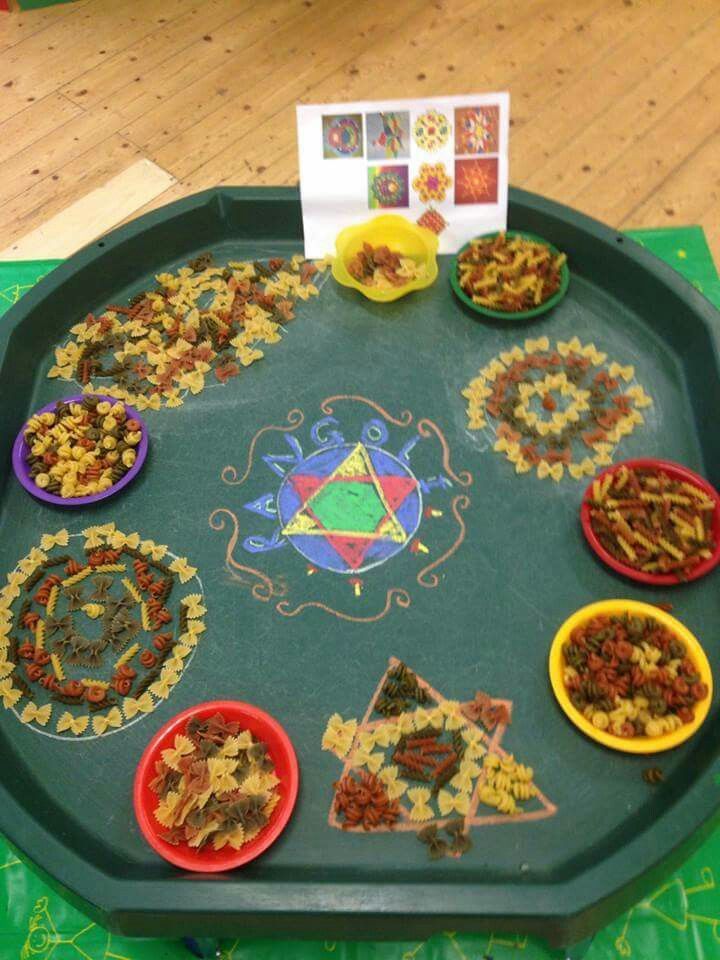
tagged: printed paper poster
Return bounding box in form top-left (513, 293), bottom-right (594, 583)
top-left (296, 93), bottom-right (509, 256)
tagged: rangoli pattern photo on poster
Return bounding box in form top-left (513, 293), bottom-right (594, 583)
top-left (323, 657), bottom-right (556, 861)
top-left (368, 165), bottom-right (409, 209)
top-left (0, 525), bottom-right (205, 740)
top-left (210, 396), bottom-right (472, 622)
top-left (412, 163), bottom-right (452, 204)
top-left (413, 109), bottom-right (451, 152)
top-left (366, 111), bottom-right (410, 160)
top-left (455, 105), bottom-right (500, 155)
top-left (454, 157), bottom-right (499, 204)
top-left (47, 254), bottom-right (329, 411)
top-left (322, 114), bottom-right (364, 159)
top-left (297, 93), bottom-right (509, 256)
top-left (462, 336), bottom-right (653, 482)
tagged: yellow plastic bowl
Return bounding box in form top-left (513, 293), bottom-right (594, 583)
top-left (332, 214), bottom-right (439, 303)
top-left (549, 599), bottom-right (712, 754)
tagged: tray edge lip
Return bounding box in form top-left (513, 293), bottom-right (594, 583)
top-left (0, 184), bottom-right (719, 941)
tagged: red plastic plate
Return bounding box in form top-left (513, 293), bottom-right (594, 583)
top-left (133, 700), bottom-right (299, 872)
top-left (580, 457), bottom-right (720, 586)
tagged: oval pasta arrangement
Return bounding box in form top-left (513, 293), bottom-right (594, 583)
top-left (557, 606), bottom-right (711, 750)
top-left (149, 710), bottom-right (281, 853)
top-left (454, 232), bottom-right (567, 315)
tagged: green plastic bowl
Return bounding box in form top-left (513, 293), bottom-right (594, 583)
top-left (450, 229), bottom-right (570, 321)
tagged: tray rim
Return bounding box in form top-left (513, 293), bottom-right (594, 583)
top-left (1, 185), bottom-right (720, 947)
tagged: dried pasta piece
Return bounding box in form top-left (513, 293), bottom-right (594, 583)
top-left (91, 707), bottom-right (123, 736)
top-left (149, 674), bottom-right (177, 699)
top-left (123, 692), bottom-right (154, 719)
top-left (155, 790), bottom-right (182, 828)
top-left (0, 678), bottom-right (21, 709)
top-left (109, 531), bottom-right (141, 551)
top-left (407, 787), bottom-right (434, 822)
top-left (0, 660), bottom-right (14, 680)
top-left (396, 712), bottom-right (416, 735)
top-left (161, 734), bottom-right (195, 771)
top-left (20, 702), bottom-right (52, 726)
top-left (169, 557), bottom-right (198, 584)
top-left (450, 758), bottom-right (482, 794)
top-left (19, 548), bottom-right (47, 577)
top-left (378, 765), bottom-right (408, 800)
top-left (373, 721), bottom-right (401, 748)
top-left (321, 714), bottom-right (357, 757)
top-left (207, 757), bottom-right (240, 794)
top-left (181, 594), bottom-right (207, 619)
top-left (357, 729), bottom-right (378, 752)
top-left (140, 539), bottom-right (168, 561)
top-left (437, 788), bottom-right (471, 817)
top-left (460, 728), bottom-right (486, 760)
top-left (57, 712), bottom-right (89, 736)
top-left (351, 747), bottom-right (384, 774)
top-left (440, 699), bottom-right (465, 730)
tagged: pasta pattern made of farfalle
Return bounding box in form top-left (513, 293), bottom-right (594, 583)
top-left (47, 254), bottom-right (328, 410)
top-left (462, 336), bottom-right (653, 481)
top-left (0, 525), bottom-right (205, 739)
top-left (327, 660), bottom-right (553, 857)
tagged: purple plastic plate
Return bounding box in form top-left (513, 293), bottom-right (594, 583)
top-left (12, 394), bottom-right (149, 508)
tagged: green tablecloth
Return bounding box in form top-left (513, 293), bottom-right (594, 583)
top-left (1, 227), bottom-right (719, 959)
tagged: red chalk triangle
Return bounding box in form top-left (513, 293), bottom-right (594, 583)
top-left (290, 474), bottom-right (326, 504)
top-left (376, 474), bottom-right (418, 512)
top-left (325, 535), bottom-right (373, 570)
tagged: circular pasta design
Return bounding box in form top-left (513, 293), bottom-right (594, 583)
top-left (462, 336), bottom-right (653, 481)
top-left (0, 525), bottom-right (205, 739)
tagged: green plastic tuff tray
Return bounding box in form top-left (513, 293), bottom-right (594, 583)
top-left (0, 187), bottom-right (719, 949)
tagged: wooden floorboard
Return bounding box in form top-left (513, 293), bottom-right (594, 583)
top-left (0, 0), bottom-right (718, 263)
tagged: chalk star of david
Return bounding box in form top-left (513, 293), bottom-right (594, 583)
top-left (281, 442), bottom-right (418, 571)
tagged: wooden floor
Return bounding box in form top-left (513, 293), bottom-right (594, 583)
top-left (1, 0), bottom-right (719, 261)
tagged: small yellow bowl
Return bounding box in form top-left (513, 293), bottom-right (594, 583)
top-left (549, 599), bottom-right (713, 754)
top-left (331, 214), bottom-right (439, 303)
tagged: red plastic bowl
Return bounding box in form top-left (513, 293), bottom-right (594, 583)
top-left (580, 458), bottom-right (720, 586)
top-left (133, 700), bottom-right (299, 872)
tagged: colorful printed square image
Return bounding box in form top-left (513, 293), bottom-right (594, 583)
top-left (322, 114), bottom-right (364, 159)
top-left (454, 105), bottom-right (500, 155)
top-left (366, 111), bottom-right (410, 160)
top-left (413, 108), bottom-right (451, 152)
top-left (454, 157), bottom-right (499, 205)
top-left (367, 165), bottom-right (409, 209)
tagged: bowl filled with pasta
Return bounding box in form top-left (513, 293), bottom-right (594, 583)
top-left (549, 599), bottom-right (712, 754)
top-left (133, 700), bottom-right (299, 871)
top-left (580, 458), bottom-right (720, 586)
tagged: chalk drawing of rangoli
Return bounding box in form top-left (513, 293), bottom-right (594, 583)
top-left (209, 396), bottom-right (472, 622)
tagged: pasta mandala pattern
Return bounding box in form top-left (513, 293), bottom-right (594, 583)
top-left (323, 657), bottom-right (556, 860)
top-left (462, 336), bottom-right (653, 482)
top-left (47, 254), bottom-right (328, 410)
top-left (0, 525), bottom-right (205, 739)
